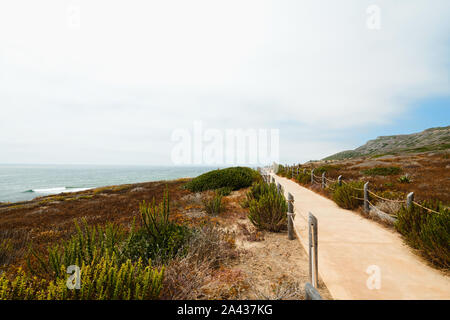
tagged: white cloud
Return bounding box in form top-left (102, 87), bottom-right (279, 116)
top-left (0, 0), bottom-right (449, 164)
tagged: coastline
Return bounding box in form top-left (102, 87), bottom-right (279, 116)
top-left (0, 178), bottom-right (191, 208)
top-left (0, 176), bottom-right (332, 300)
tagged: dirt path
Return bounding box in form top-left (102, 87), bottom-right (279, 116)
top-left (270, 172), bottom-right (450, 300)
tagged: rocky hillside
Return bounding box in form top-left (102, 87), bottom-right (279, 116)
top-left (324, 126), bottom-right (450, 160)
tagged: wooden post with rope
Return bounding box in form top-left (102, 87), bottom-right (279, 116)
top-left (309, 212), bottom-right (319, 288)
top-left (364, 182), bottom-right (370, 213)
top-left (407, 192), bottom-right (414, 210)
top-left (287, 193), bottom-right (295, 240)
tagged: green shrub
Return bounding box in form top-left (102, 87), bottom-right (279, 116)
top-left (395, 201), bottom-right (449, 268)
top-left (215, 187), bottom-right (232, 196)
top-left (296, 171), bottom-right (311, 185)
top-left (123, 193), bottom-right (191, 263)
top-left (398, 175), bottom-right (411, 183)
top-left (245, 182), bottom-right (273, 202)
top-left (314, 165), bottom-right (338, 176)
top-left (28, 220), bottom-right (127, 278)
top-left (203, 193), bottom-right (224, 216)
top-left (275, 164), bottom-right (287, 177)
top-left (0, 253), bottom-right (164, 300)
top-left (247, 183), bottom-right (287, 232)
top-left (330, 181), bottom-right (364, 210)
top-left (185, 167), bottom-right (259, 192)
top-left (361, 166), bottom-right (402, 176)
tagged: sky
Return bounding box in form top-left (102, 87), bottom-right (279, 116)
top-left (0, 0), bottom-right (449, 165)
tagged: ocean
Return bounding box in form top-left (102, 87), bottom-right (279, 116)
top-left (0, 164), bottom-right (217, 203)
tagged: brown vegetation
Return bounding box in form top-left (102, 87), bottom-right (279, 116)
top-left (0, 178), bottom-right (330, 299)
top-left (302, 151), bottom-right (450, 204)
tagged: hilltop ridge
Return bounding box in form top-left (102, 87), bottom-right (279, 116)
top-left (324, 126), bottom-right (450, 160)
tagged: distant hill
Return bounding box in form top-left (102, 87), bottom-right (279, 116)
top-left (324, 126), bottom-right (450, 160)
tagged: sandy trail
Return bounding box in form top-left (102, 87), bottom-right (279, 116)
top-left (269, 172), bottom-right (450, 300)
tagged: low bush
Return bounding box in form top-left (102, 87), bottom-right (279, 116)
top-left (245, 182), bottom-right (273, 203)
top-left (185, 167), bottom-right (259, 192)
top-left (247, 182), bottom-right (287, 232)
top-left (395, 201), bottom-right (450, 268)
top-left (0, 253), bottom-right (164, 300)
top-left (398, 174), bottom-right (411, 183)
top-left (330, 181), bottom-right (365, 210)
top-left (28, 221), bottom-right (127, 278)
top-left (361, 166), bottom-right (402, 176)
top-left (286, 170), bottom-right (293, 179)
top-left (203, 193), bottom-right (224, 216)
top-left (216, 187), bottom-right (232, 197)
top-left (275, 165), bottom-right (287, 177)
top-left (313, 165), bottom-right (339, 176)
top-left (122, 192), bottom-right (191, 263)
top-left (296, 172), bottom-right (311, 185)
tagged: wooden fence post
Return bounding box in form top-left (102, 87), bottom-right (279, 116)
top-left (364, 182), bottom-right (370, 213)
top-left (296, 167), bottom-right (299, 176)
top-left (311, 169), bottom-right (315, 184)
top-left (309, 212), bottom-right (318, 288)
top-left (407, 192), bottom-right (414, 210)
top-left (277, 183), bottom-right (281, 194)
top-left (338, 175), bottom-right (342, 186)
top-left (287, 193), bottom-right (295, 240)
top-left (321, 172), bottom-right (326, 189)
top-left (303, 169), bottom-right (306, 174)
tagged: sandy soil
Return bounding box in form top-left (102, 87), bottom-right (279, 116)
top-left (233, 221), bottom-right (332, 299)
top-left (209, 190), bottom-right (332, 300)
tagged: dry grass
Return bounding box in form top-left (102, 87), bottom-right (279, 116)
top-left (0, 177), bottom-right (332, 300)
top-left (160, 224), bottom-right (239, 299)
top-left (0, 180), bottom-right (191, 270)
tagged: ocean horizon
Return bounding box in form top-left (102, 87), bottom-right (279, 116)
top-left (0, 164), bottom-right (220, 203)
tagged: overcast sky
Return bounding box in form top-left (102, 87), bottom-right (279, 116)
top-left (1, 1), bottom-right (449, 165)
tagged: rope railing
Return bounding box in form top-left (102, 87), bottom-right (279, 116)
top-left (412, 201), bottom-right (442, 215)
top-left (367, 200), bottom-right (398, 223)
top-left (288, 213), bottom-right (305, 235)
top-left (349, 185), bottom-right (365, 191)
top-left (275, 164), bottom-right (445, 218)
top-left (366, 200), bottom-right (396, 218)
top-left (312, 174), bottom-right (322, 180)
top-left (367, 190), bottom-right (405, 203)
